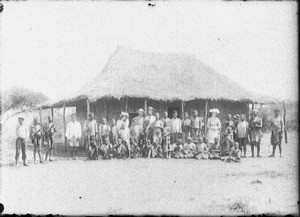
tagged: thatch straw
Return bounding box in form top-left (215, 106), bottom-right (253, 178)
top-left (44, 47), bottom-right (277, 107)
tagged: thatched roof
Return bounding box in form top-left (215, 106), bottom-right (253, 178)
top-left (43, 47), bottom-right (275, 108)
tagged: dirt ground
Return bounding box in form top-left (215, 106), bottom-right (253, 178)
top-left (0, 132), bottom-right (298, 215)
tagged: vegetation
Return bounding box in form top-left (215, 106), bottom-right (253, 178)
top-left (2, 87), bottom-right (48, 112)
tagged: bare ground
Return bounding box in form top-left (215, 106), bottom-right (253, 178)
top-left (0, 132), bottom-right (298, 215)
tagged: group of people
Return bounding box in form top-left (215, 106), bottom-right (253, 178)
top-left (15, 106), bottom-right (284, 166)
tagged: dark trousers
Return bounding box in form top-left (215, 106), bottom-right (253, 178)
top-left (170, 133), bottom-right (180, 144)
top-left (238, 138), bottom-right (247, 155)
top-left (15, 137), bottom-right (26, 161)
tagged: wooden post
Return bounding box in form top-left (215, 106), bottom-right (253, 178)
top-left (51, 107), bottom-right (54, 121)
top-left (283, 101), bottom-right (288, 143)
top-left (144, 99), bottom-right (148, 115)
top-left (86, 98), bottom-right (90, 118)
top-left (39, 107), bottom-right (44, 146)
top-left (181, 101), bottom-right (185, 120)
top-left (104, 98), bottom-right (108, 119)
top-left (204, 100), bottom-right (208, 136)
top-left (63, 103), bottom-right (67, 153)
top-left (125, 96), bottom-right (128, 113)
top-left (251, 102), bottom-right (254, 110)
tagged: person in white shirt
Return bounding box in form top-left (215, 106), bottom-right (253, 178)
top-left (236, 114), bottom-right (249, 157)
top-left (66, 114), bottom-right (82, 160)
top-left (119, 122), bottom-right (131, 158)
top-left (15, 116), bottom-right (29, 166)
top-left (170, 110), bottom-right (182, 144)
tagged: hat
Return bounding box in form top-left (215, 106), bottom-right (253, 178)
top-left (18, 116), bottom-right (24, 120)
top-left (252, 109), bottom-right (259, 114)
top-left (234, 114), bottom-right (240, 119)
top-left (138, 108), bottom-right (144, 113)
top-left (187, 137), bottom-right (192, 141)
top-left (209, 108), bottom-right (220, 114)
top-left (148, 107), bottom-right (154, 111)
top-left (120, 112), bottom-right (129, 117)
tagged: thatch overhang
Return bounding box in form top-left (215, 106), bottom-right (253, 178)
top-left (41, 47), bottom-right (278, 109)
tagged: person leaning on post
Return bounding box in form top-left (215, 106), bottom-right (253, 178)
top-left (15, 116), bottom-right (29, 166)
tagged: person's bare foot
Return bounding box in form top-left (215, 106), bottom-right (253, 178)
top-left (40, 161), bottom-right (44, 163)
top-left (257, 155), bottom-right (262, 158)
top-left (23, 163), bottom-right (29, 166)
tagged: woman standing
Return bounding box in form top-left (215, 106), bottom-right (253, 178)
top-left (206, 108), bottom-right (221, 144)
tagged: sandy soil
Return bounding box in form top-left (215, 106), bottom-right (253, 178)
top-left (0, 132), bottom-right (298, 215)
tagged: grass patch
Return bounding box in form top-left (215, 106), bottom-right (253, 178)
top-left (225, 172), bottom-right (247, 177)
top-left (250, 179), bottom-right (262, 184)
top-left (229, 200), bottom-right (250, 214)
top-left (257, 170), bottom-right (284, 178)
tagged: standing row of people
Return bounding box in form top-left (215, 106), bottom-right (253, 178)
top-left (14, 107), bottom-right (284, 166)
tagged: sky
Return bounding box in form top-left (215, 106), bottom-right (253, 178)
top-left (1, 1), bottom-right (298, 102)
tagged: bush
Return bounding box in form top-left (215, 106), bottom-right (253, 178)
top-left (2, 87), bottom-right (48, 112)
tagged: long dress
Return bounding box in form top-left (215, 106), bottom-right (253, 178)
top-left (206, 117), bottom-right (221, 144)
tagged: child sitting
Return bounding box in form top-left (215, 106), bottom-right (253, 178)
top-left (220, 139), bottom-right (232, 158)
top-left (183, 137), bottom-right (196, 158)
top-left (194, 137), bottom-right (208, 160)
top-left (116, 136), bottom-right (126, 159)
top-left (99, 136), bottom-right (111, 160)
top-left (222, 142), bottom-right (241, 163)
top-left (150, 141), bottom-right (163, 158)
top-left (208, 137), bottom-right (221, 159)
top-left (172, 139), bottom-right (184, 159)
top-left (130, 138), bottom-right (140, 158)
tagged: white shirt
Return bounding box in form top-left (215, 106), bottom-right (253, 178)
top-left (83, 119), bottom-right (98, 136)
top-left (237, 121), bottom-right (249, 138)
top-left (170, 118), bottom-right (182, 133)
top-left (66, 121), bottom-right (82, 140)
top-left (116, 119), bottom-right (129, 130)
top-left (16, 123), bottom-right (28, 139)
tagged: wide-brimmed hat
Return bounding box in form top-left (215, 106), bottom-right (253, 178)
top-left (120, 112), bottom-right (129, 117)
top-left (18, 116), bottom-right (24, 120)
top-left (209, 108), bottom-right (220, 114)
top-left (138, 108), bottom-right (144, 113)
top-left (187, 137), bottom-right (192, 141)
top-left (148, 107), bottom-right (154, 111)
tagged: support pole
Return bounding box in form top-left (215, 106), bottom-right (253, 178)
top-left (204, 100), bottom-right (208, 136)
top-left (39, 107), bottom-right (44, 146)
top-left (283, 101), bottom-right (288, 144)
top-left (144, 99), bottom-right (148, 115)
top-left (63, 103), bottom-right (67, 153)
top-left (51, 107), bottom-right (54, 121)
top-left (181, 101), bottom-right (185, 120)
top-left (125, 96), bottom-right (128, 113)
top-left (251, 102), bottom-right (254, 110)
top-left (104, 98), bottom-right (107, 119)
top-left (86, 98), bottom-right (90, 118)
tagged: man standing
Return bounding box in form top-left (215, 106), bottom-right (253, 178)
top-left (83, 113), bottom-right (98, 160)
top-left (191, 110), bottom-right (203, 140)
top-left (144, 107), bottom-right (156, 142)
top-left (161, 111), bottom-right (171, 126)
top-left (236, 114), bottom-right (249, 157)
top-left (249, 109), bottom-right (263, 157)
top-left (15, 116), bottom-right (28, 166)
top-left (182, 112), bottom-right (191, 143)
top-left (66, 114), bottom-right (82, 160)
top-left (44, 116), bottom-right (56, 162)
top-left (170, 110), bottom-right (182, 144)
top-left (269, 109), bottom-right (284, 157)
top-left (133, 108), bottom-right (145, 146)
top-left (30, 117), bottom-right (44, 164)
